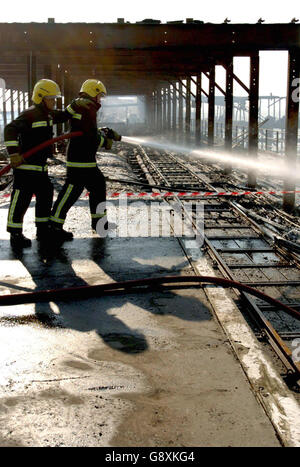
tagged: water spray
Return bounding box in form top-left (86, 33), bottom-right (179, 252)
top-left (122, 136), bottom-right (300, 182)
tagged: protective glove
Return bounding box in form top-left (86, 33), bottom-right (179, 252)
top-left (101, 127), bottom-right (122, 142)
top-left (97, 130), bottom-right (112, 150)
top-left (104, 138), bottom-right (113, 150)
top-left (97, 128), bottom-right (120, 150)
top-left (10, 153), bottom-right (24, 168)
top-left (97, 130), bottom-right (105, 149)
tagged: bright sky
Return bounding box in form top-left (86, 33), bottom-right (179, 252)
top-left (1, 0), bottom-right (299, 24)
top-left (1, 0), bottom-right (299, 97)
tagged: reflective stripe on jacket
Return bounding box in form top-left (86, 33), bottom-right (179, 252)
top-left (66, 97), bottom-right (101, 166)
top-left (4, 104), bottom-right (70, 167)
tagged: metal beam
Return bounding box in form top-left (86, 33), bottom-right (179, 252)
top-left (190, 75), bottom-right (208, 98)
top-left (162, 87), bottom-right (167, 132)
top-left (248, 53), bottom-right (259, 188)
top-left (10, 89), bottom-right (14, 121)
top-left (17, 90), bottom-right (21, 115)
top-left (27, 52), bottom-right (36, 100)
top-left (208, 66), bottom-right (215, 146)
top-left (0, 23), bottom-right (299, 51)
top-left (283, 48), bottom-right (300, 211)
top-left (168, 81), bottom-right (187, 99)
top-left (178, 78), bottom-right (196, 98)
top-left (203, 71), bottom-right (226, 95)
top-left (167, 85), bottom-right (172, 132)
top-left (172, 83), bottom-right (177, 132)
top-left (185, 77), bottom-right (191, 136)
top-left (195, 74), bottom-right (202, 144)
top-left (178, 81), bottom-right (184, 133)
top-left (224, 60), bottom-right (233, 174)
top-left (157, 87), bottom-right (162, 132)
top-left (55, 65), bottom-right (63, 136)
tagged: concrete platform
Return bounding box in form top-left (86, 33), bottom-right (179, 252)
top-left (0, 198), bottom-right (287, 446)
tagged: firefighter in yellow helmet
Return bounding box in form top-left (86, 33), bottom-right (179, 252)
top-left (49, 79), bottom-right (121, 240)
top-left (4, 78), bottom-right (76, 249)
top-left (80, 79), bottom-right (107, 101)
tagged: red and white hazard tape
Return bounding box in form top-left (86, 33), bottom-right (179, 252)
top-left (1, 190), bottom-right (300, 201)
top-left (106, 190), bottom-right (300, 198)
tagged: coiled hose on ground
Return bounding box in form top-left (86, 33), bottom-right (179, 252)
top-left (0, 275), bottom-right (299, 322)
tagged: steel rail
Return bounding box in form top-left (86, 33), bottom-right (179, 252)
top-left (134, 145), bottom-right (300, 382)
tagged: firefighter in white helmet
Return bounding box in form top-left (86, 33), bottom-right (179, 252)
top-left (49, 79), bottom-right (121, 240)
top-left (4, 78), bottom-right (75, 249)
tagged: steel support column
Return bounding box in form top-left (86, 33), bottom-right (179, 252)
top-left (27, 52), bottom-right (37, 102)
top-left (167, 85), bottom-right (172, 133)
top-left (172, 84), bottom-right (177, 133)
top-left (283, 48), bottom-right (300, 211)
top-left (162, 87), bottom-right (167, 133)
top-left (224, 60), bottom-right (233, 174)
top-left (208, 66), bottom-right (215, 146)
top-left (55, 66), bottom-right (63, 136)
top-left (145, 92), bottom-right (154, 130)
top-left (195, 74), bottom-right (202, 144)
top-left (150, 92), bottom-right (155, 130)
top-left (156, 90), bottom-right (160, 132)
top-left (63, 72), bottom-right (72, 106)
top-left (63, 72), bottom-right (72, 132)
top-left (17, 90), bottom-right (21, 115)
top-left (248, 53), bottom-right (259, 188)
top-left (178, 81), bottom-right (183, 135)
top-left (185, 77), bottom-right (191, 138)
top-left (153, 90), bottom-right (158, 132)
top-left (157, 88), bottom-right (162, 133)
top-left (3, 90), bottom-right (7, 126)
top-left (10, 89), bottom-right (14, 122)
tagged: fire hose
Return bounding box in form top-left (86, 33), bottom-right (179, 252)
top-left (0, 131), bottom-right (83, 178)
top-left (0, 275), bottom-right (299, 322)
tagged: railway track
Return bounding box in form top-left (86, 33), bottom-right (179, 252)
top-left (129, 146), bottom-right (300, 387)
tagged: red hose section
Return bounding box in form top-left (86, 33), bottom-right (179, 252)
top-left (0, 131), bottom-right (83, 178)
top-left (0, 275), bottom-right (299, 321)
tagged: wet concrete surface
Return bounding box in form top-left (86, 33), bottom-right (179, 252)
top-left (0, 193), bottom-right (284, 447)
top-left (1, 146), bottom-right (290, 447)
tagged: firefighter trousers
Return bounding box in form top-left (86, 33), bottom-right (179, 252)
top-left (49, 166), bottom-right (106, 230)
top-left (7, 167), bottom-right (53, 234)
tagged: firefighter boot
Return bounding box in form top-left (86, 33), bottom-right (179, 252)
top-left (50, 225), bottom-right (74, 243)
top-left (10, 233), bottom-right (32, 249)
top-left (36, 225), bottom-right (51, 242)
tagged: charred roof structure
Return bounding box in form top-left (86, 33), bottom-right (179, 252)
top-left (0, 20), bottom-right (299, 208)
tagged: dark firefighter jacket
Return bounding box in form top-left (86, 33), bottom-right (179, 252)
top-left (4, 103), bottom-right (70, 167)
top-left (65, 97), bottom-right (101, 168)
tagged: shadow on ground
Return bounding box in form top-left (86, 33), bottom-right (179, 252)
top-left (0, 234), bottom-right (212, 355)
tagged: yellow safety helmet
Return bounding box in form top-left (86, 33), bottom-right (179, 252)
top-left (80, 79), bottom-right (107, 98)
top-left (32, 79), bottom-right (61, 105)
